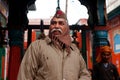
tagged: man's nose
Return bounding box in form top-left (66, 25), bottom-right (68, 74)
top-left (54, 23), bottom-right (60, 27)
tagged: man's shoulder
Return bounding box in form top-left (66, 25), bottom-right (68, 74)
top-left (32, 36), bottom-right (50, 44)
top-left (71, 43), bottom-right (78, 49)
top-left (29, 39), bottom-right (47, 47)
top-left (109, 62), bottom-right (117, 69)
top-left (93, 62), bottom-right (101, 68)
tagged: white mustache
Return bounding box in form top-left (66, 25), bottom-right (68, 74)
top-left (51, 28), bottom-right (63, 33)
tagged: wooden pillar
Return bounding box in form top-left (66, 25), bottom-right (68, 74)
top-left (91, 0), bottom-right (107, 64)
top-left (8, 29), bottom-right (24, 80)
top-left (7, 0), bottom-right (30, 79)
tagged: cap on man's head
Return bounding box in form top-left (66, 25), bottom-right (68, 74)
top-left (52, 9), bottom-right (67, 20)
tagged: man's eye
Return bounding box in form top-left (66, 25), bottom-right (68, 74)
top-left (59, 21), bottom-right (65, 25)
top-left (51, 21), bottom-right (57, 25)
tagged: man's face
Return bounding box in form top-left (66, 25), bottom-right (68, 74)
top-left (49, 18), bottom-right (68, 36)
top-left (101, 52), bottom-right (111, 62)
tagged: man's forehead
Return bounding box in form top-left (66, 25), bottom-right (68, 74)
top-left (102, 51), bottom-right (111, 54)
top-left (51, 17), bottom-right (66, 21)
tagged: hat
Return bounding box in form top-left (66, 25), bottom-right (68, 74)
top-left (100, 46), bottom-right (112, 53)
top-left (52, 9), bottom-right (67, 20)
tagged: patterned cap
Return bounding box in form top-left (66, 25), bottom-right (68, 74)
top-left (53, 9), bottom-right (67, 20)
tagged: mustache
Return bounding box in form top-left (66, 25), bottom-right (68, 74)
top-left (50, 28), bottom-right (63, 33)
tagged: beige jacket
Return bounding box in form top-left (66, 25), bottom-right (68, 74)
top-left (17, 37), bottom-right (91, 80)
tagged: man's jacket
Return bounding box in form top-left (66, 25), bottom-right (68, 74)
top-left (17, 36), bottom-right (91, 80)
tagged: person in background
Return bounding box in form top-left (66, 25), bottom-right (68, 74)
top-left (92, 45), bottom-right (119, 80)
top-left (17, 9), bottom-right (91, 80)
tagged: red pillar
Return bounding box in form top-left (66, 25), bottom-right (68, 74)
top-left (8, 46), bottom-right (21, 80)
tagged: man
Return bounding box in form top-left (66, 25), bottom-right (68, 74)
top-left (17, 9), bottom-right (91, 80)
top-left (92, 45), bottom-right (119, 80)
